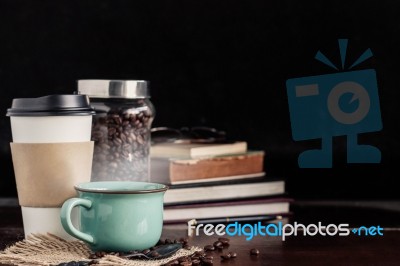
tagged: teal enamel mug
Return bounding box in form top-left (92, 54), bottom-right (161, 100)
top-left (60, 181), bottom-right (168, 252)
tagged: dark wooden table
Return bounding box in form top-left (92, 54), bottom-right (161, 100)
top-left (1, 202), bottom-right (400, 266)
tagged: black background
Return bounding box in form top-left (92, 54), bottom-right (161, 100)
top-left (0, 0), bottom-right (399, 199)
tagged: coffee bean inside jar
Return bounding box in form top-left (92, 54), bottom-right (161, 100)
top-left (78, 80), bottom-right (155, 181)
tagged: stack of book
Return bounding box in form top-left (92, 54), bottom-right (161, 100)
top-left (150, 141), bottom-right (290, 223)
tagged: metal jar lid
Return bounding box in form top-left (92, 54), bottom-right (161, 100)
top-left (6, 94), bottom-right (95, 116)
top-left (77, 80), bottom-right (150, 99)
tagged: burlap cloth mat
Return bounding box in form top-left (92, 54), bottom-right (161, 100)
top-left (0, 234), bottom-right (201, 266)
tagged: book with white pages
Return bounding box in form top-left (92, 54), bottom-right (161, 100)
top-left (164, 176), bottom-right (285, 205)
top-left (164, 197), bottom-right (291, 222)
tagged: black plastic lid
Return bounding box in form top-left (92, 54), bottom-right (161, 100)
top-left (6, 95), bottom-right (96, 116)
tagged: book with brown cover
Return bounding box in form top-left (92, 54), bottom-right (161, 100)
top-left (150, 151), bottom-right (264, 184)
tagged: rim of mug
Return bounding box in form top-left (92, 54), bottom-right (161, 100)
top-left (74, 181), bottom-right (169, 194)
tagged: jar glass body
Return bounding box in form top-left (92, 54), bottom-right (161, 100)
top-left (90, 98), bottom-right (155, 181)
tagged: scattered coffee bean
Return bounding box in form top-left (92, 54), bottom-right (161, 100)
top-left (204, 245), bottom-right (215, 251)
top-left (220, 253), bottom-right (231, 260)
top-left (195, 250), bottom-right (206, 256)
top-left (229, 252), bottom-right (237, 258)
top-left (250, 248), bottom-right (260, 255)
top-left (201, 259), bottom-right (213, 266)
top-left (165, 238), bottom-right (173, 244)
top-left (179, 237), bottom-right (189, 244)
top-left (218, 237), bottom-right (230, 246)
top-left (178, 257), bottom-right (188, 263)
top-left (191, 259), bottom-right (201, 265)
top-left (213, 241), bottom-right (223, 249)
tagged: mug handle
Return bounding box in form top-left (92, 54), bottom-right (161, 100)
top-left (60, 198), bottom-right (94, 244)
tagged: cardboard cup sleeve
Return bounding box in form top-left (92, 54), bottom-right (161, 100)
top-left (10, 142), bottom-right (94, 207)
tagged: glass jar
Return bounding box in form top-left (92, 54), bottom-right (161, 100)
top-left (78, 80), bottom-right (155, 182)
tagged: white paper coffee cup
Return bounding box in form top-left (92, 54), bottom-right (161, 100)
top-left (7, 94), bottom-right (95, 239)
